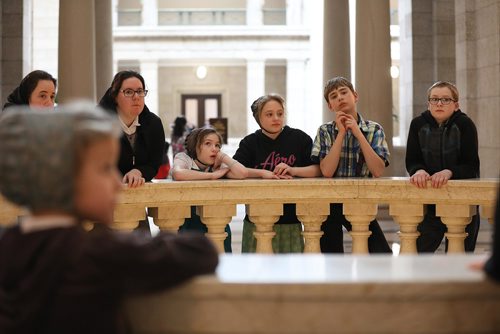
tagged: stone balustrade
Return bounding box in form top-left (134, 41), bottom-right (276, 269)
top-left (124, 254), bottom-right (500, 334)
top-left (1, 178), bottom-right (498, 254)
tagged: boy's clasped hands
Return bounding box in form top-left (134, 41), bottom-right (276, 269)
top-left (336, 111), bottom-right (361, 137)
top-left (410, 169), bottom-right (453, 189)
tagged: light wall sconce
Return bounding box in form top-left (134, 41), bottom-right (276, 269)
top-left (390, 65), bottom-right (399, 79)
top-left (196, 65), bottom-right (207, 79)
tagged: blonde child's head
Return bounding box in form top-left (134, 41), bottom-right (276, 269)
top-left (250, 94), bottom-right (285, 127)
top-left (0, 102), bottom-right (122, 224)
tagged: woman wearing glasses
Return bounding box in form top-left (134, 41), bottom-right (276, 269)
top-left (99, 70), bottom-right (165, 188)
top-left (405, 81), bottom-right (480, 252)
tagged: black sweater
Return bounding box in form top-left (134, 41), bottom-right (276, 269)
top-left (99, 90), bottom-right (165, 181)
top-left (485, 187), bottom-right (500, 282)
top-left (233, 126), bottom-right (315, 224)
top-left (405, 109), bottom-right (479, 179)
top-left (0, 224), bottom-right (218, 334)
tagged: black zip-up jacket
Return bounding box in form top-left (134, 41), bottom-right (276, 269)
top-left (405, 109), bottom-right (479, 179)
top-left (99, 89), bottom-right (165, 181)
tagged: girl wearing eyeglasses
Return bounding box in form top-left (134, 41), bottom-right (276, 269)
top-left (405, 81), bottom-right (480, 253)
top-left (99, 70), bottom-right (165, 188)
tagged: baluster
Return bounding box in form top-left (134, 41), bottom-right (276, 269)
top-left (296, 202), bottom-right (329, 253)
top-left (0, 196), bottom-right (24, 226)
top-left (112, 204), bottom-right (146, 231)
top-left (197, 204), bottom-right (236, 253)
top-left (247, 203), bottom-right (282, 254)
top-left (343, 202), bottom-right (378, 254)
top-left (148, 205), bottom-right (191, 233)
top-left (390, 203), bottom-right (425, 254)
top-left (436, 204), bottom-right (474, 253)
top-left (481, 204), bottom-right (495, 225)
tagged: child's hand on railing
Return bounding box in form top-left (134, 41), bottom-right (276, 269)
top-left (211, 167), bottom-right (230, 180)
top-left (274, 162), bottom-right (295, 178)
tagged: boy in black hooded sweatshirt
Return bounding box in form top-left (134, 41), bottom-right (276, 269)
top-left (406, 81), bottom-right (480, 252)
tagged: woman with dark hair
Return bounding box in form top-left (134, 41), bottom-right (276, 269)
top-left (2, 70), bottom-right (57, 110)
top-left (99, 70), bottom-right (165, 188)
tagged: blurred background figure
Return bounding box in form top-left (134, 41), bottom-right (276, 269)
top-left (2, 70), bottom-right (57, 111)
top-left (171, 116), bottom-right (195, 158)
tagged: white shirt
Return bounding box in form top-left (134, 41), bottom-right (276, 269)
top-left (118, 115), bottom-right (141, 136)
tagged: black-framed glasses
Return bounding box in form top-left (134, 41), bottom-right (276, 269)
top-left (121, 89), bottom-right (148, 98)
top-left (428, 97), bottom-right (455, 105)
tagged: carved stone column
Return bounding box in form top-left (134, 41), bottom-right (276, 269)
top-left (296, 202), bottom-right (329, 253)
top-left (112, 205), bottom-right (145, 231)
top-left (58, 0), bottom-right (96, 102)
top-left (197, 204), bottom-right (236, 253)
top-left (247, 203), bottom-right (282, 253)
top-left (481, 204), bottom-right (496, 225)
top-left (390, 203), bottom-right (425, 254)
top-left (0, 196), bottom-right (23, 226)
top-left (148, 205), bottom-right (191, 233)
top-left (437, 204), bottom-right (474, 253)
top-left (344, 202), bottom-right (378, 254)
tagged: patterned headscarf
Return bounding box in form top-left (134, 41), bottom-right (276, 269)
top-left (0, 102), bottom-right (120, 213)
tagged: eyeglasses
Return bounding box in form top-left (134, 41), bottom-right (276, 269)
top-left (428, 97), bottom-right (455, 105)
top-left (120, 89), bottom-right (148, 98)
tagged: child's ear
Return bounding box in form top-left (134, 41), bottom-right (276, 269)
top-left (353, 91), bottom-right (359, 102)
top-left (454, 101), bottom-right (460, 111)
top-left (327, 101), bottom-right (334, 111)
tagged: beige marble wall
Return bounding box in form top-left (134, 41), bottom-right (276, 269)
top-left (1, 0), bottom-right (23, 106)
top-left (455, 0), bottom-right (500, 178)
top-left (158, 65), bottom-right (248, 138)
top-left (265, 64), bottom-right (286, 98)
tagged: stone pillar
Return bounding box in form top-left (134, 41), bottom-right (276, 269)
top-left (322, 0), bottom-right (350, 123)
top-left (246, 59), bottom-right (265, 133)
top-left (286, 58), bottom-right (306, 131)
top-left (437, 204), bottom-right (474, 253)
top-left (148, 205), bottom-right (191, 233)
top-left (246, 0), bottom-right (263, 25)
top-left (111, 0), bottom-right (118, 27)
top-left (58, 0), bottom-right (96, 102)
top-left (343, 202), bottom-right (378, 254)
top-left (95, 0), bottom-right (113, 98)
top-left (355, 0), bottom-right (393, 175)
top-left (398, 0), bottom-right (456, 146)
top-left (197, 204), bottom-right (236, 253)
top-left (22, 0), bottom-right (32, 75)
top-left (140, 59), bottom-right (159, 116)
top-left (247, 203), bottom-right (282, 254)
top-left (112, 205), bottom-right (146, 231)
top-left (296, 202), bottom-right (329, 253)
top-left (0, 1), bottom-right (2, 104)
top-left (390, 203), bottom-right (425, 254)
top-left (1, 0), bottom-right (24, 104)
top-left (455, 0), bottom-right (500, 178)
top-left (432, 0), bottom-right (456, 81)
top-left (286, 0), bottom-right (302, 26)
top-left (141, 0), bottom-right (157, 26)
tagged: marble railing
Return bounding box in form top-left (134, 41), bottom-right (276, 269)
top-left (1, 178), bottom-right (498, 254)
top-left (125, 254), bottom-right (500, 334)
